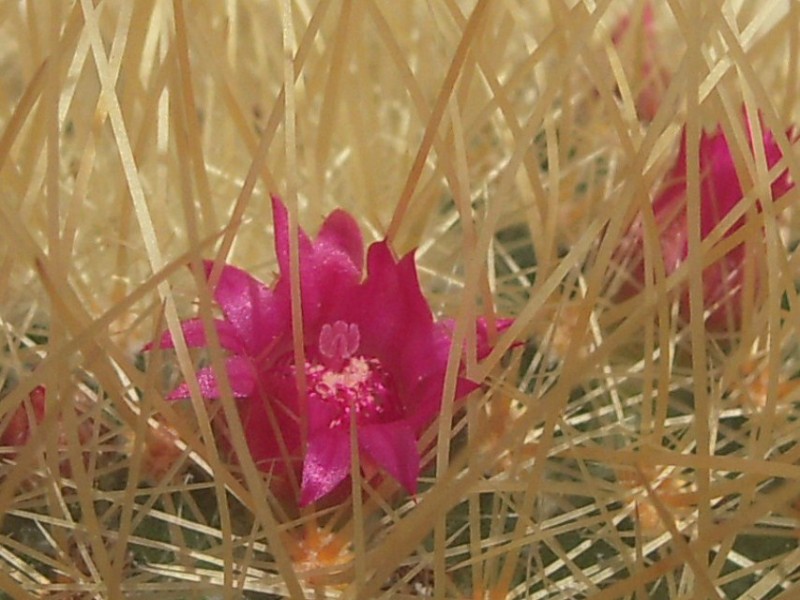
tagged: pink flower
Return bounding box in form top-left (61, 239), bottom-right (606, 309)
top-left (151, 198), bottom-right (513, 505)
top-left (614, 111), bottom-right (796, 331)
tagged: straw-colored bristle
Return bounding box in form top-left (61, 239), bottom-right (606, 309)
top-left (1, 1), bottom-right (799, 598)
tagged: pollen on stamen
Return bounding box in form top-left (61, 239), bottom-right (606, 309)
top-left (305, 354), bottom-right (396, 430)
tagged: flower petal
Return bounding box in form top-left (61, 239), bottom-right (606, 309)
top-left (438, 316), bottom-right (518, 362)
top-left (475, 317), bottom-right (516, 359)
top-left (358, 422), bottom-right (420, 495)
top-left (699, 128), bottom-right (744, 239)
top-left (145, 318), bottom-right (246, 354)
top-left (167, 357), bottom-right (256, 400)
top-left (345, 241), bottom-right (439, 376)
top-left (316, 208), bottom-right (364, 271)
top-left (403, 373), bottom-right (478, 434)
top-left (700, 114), bottom-right (795, 237)
top-left (657, 113), bottom-right (796, 245)
top-left (271, 196), bottom-right (363, 331)
top-left (203, 261), bottom-right (288, 356)
top-left (271, 195), bottom-right (313, 276)
top-left (239, 393), bottom-right (302, 481)
top-left (363, 242), bottom-right (433, 327)
top-left (307, 396), bottom-right (343, 434)
top-left (301, 428), bottom-right (351, 505)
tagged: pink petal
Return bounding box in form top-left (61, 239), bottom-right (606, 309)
top-left (657, 112), bottom-right (796, 246)
top-left (345, 242), bottom-right (437, 371)
top-left (358, 422), bottom-right (420, 495)
top-left (455, 376), bottom-right (481, 400)
top-left (145, 318), bottom-right (246, 354)
top-left (301, 428), bottom-right (351, 505)
top-left (167, 357), bottom-right (256, 400)
top-left (699, 128), bottom-right (744, 239)
top-left (365, 242), bottom-right (432, 325)
top-left (239, 393), bottom-right (302, 477)
top-left (439, 317), bottom-right (518, 362)
top-left (271, 196), bottom-right (363, 272)
top-left (270, 195), bottom-right (313, 277)
top-left (391, 315), bottom-right (516, 397)
top-left (476, 317), bottom-right (516, 359)
top-left (316, 208), bottom-right (364, 271)
top-left (768, 127), bottom-right (798, 199)
top-left (270, 196), bottom-right (363, 329)
top-left (202, 261), bottom-right (288, 356)
top-left (387, 322), bottom-right (455, 389)
top-left (307, 396), bottom-right (343, 434)
top-left (403, 375), bottom-right (478, 434)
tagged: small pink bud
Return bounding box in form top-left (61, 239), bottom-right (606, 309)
top-left (614, 110), bottom-right (797, 333)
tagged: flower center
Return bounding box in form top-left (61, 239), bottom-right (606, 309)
top-left (306, 321), bottom-right (399, 429)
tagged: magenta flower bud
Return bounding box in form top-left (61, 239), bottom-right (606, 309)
top-left (614, 110), bottom-right (796, 332)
